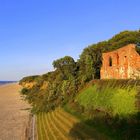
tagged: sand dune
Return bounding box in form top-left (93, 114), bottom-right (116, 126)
top-left (0, 83), bottom-right (30, 140)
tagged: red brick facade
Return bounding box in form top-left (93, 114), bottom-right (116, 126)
top-left (100, 44), bottom-right (140, 79)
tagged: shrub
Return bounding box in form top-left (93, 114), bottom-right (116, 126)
top-left (21, 88), bottom-right (29, 95)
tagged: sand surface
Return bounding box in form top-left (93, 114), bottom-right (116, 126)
top-left (0, 83), bottom-right (30, 140)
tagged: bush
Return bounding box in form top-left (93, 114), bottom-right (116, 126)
top-left (21, 88), bottom-right (29, 95)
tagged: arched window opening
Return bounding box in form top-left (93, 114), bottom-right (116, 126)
top-left (117, 54), bottom-right (119, 65)
top-left (124, 56), bottom-right (127, 65)
top-left (109, 57), bottom-right (112, 67)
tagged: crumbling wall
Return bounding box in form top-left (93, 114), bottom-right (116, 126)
top-left (100, 44), bottom-right (140, 79)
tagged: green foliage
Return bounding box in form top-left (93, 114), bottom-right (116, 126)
top-left (76, 81), bottom-right (138, 116)
top-left (78, 30), bottom-right (140, 81)
top-left (65, 80), bottom-right (140, 140)
top-left (20, 56), bottom-right (78, 113)
top-left (21, 88), bottom-right (29, 95)
top-left (64, 102), bottom-right (140, 140)
top-left (20, 29), bottom-right (140, 114)
top-left (110, 88), bottom-right (137, 116)
top-left (19, 75), bottom-right (39, 84)
top-left (20, 30), bottom-right (140, 139)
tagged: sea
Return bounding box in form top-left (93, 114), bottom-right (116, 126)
top-left (0, 81), bottom-right (17, 85)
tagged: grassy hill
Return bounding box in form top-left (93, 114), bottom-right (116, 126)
top-left (37, 108), bottom-right (109, 140)
top-left (65, 80), bottom-right (140, 139)
top-left (20, 30), bottom-right (140, 140)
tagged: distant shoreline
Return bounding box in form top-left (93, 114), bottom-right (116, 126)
top-left (0, 81), bottom-right (17, 86)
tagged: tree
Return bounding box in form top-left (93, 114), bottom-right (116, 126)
top-left (53, 56), bottom-right (76, 79)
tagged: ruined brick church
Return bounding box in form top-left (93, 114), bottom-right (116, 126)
top-left (100, 44), bottom-right (140, 79)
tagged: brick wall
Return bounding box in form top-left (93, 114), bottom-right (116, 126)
top-left (100, 44), bottom-right (140, 79)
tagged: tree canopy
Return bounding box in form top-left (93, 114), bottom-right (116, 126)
top-left (19, 29), bottom-right (140, 113)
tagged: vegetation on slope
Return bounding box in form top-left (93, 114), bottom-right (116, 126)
top-left (36, 108), bottom-right (108, 140)
top-left (65, 80), bottom-right (140, 140)
top-left (20, 30), bottom-right (140, 139)
top-left (20, 30), bottom-right (140, 113)
top-left (76, 82), bottom-right (137, 116)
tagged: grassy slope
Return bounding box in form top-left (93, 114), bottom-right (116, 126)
top-left (36, 108), bottom-right (109, 140)
top-left (76, 84), bottom-right (137, 116)
top-left (36, 80), bottom-right (139, 140)
top-left (63, 81), bottom-right (139, 140)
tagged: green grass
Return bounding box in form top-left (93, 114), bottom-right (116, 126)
top-left (63, 104), bottom-right (112, 140)
top-left (63, 103), bottom-right (140, 140)
top-left (76, 83), bottom-right (138, 117)
top-left (64, 80), bottom-right (140, 140)
top-left (36, 108), bottom-right (109, 140)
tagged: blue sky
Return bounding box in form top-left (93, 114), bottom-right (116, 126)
top-left (0, 0), bottom-right (140, 80)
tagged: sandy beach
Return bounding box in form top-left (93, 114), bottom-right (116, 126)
top-left (0, 83), bottom-right (30, 140)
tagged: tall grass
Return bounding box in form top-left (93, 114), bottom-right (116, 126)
top-left (76, 81), bottom-right (138, 117)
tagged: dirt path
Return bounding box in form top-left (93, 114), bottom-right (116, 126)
top-left (0, 83), bottom-right (30, 140)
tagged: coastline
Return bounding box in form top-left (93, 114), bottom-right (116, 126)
top-left (0, 83), bottom-right (30, 140)
top-left (0, 81), bottom-right (18, 86)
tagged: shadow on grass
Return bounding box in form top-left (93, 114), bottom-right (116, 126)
top-left (69, 113), bottom-right (140, 140)
top-left (69, 120), bottom-right (109, 140)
